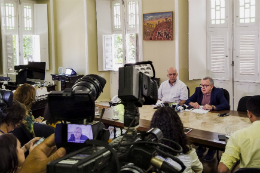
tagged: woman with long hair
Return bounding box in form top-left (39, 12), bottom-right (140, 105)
top-left (13, 83), bottom-right (36, 137)
top-left (0, 133), bottom-right (39, 173)
top-left (150, 107), bottom-right (203, 173)
top-left (12, 84), bottom-right (54, 151)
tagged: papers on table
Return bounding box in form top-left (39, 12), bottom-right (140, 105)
top-left (191, 109), bottom-right (209, 114)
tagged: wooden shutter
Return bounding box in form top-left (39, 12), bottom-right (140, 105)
top-left (234, 30), bottom-right (258, 81)
top-left (6, 35), bottom-right (14, 73)
top-left (207, 31), bottom-right (229, 79)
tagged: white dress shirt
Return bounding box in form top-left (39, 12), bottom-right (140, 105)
top-left (158, 79), bottom-right (188, 103)
top-left (156, 148), bottom-right (203, 173)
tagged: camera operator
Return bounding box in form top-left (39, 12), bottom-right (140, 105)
top-left (150, 107), bottom-right (203, 173)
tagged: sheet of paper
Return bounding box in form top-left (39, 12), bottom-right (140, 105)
top-left (191, 109), bottom-right (209, 114)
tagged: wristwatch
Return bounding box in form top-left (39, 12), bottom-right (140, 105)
top-left (211, 105), bottom-right (215, 110)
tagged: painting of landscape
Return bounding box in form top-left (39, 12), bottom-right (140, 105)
top-left (143, 11), bottom-right (173, 41)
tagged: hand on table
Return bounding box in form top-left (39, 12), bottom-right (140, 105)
top-left (190, 102), bottom-right (200, 109)
top-left (203, 104), bottom-right (213, 110)
top-left (19, 134), bottom-right (66, 173)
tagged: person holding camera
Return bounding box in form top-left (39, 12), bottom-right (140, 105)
top-left (150, 107), bottom-right (203, 173)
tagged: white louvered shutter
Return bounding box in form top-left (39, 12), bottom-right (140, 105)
top-left (6, 35), bottom-right (14, 73)
top-left (234, 30), bottom-right (258, 81)
top-left (103, 35), bottom-right (114, 70)
top-left (207, 31), bottom-right (229, 79)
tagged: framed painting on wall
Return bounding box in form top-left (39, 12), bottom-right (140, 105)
top-left (143, 11), bottom-right (173, 41)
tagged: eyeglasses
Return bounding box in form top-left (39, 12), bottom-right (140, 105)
top-left (200, 84), bottom-right (210, 88)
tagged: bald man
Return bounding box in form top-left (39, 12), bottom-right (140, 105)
top-left (158, 67), bottom-right (188, 105)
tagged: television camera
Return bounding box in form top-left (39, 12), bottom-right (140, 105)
top-left (47, 61), bottom-right (186, 173)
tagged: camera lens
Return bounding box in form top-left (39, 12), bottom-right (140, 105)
top-left (72, 74), bottom-right (106, 101)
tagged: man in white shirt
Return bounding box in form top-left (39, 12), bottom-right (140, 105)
top-left (158, 67), bottom-right (188, 105)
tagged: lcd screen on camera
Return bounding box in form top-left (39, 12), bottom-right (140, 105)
top-left (67, 124), bottom-right (93, 143)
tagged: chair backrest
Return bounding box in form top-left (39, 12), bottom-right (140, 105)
top-left (235, 168), bottom-right (260, 173)
top-left (222, 88), bottom-right (230, 105)
top-left (187, 86), bottom-right (190, 97)
top-left (237, 96), bottom-right (252, 112)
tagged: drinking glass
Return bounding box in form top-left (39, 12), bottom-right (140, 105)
top-left (225, 125), bottom-right (232, 138)
top-left (95, 106), bottom-right (100, 116)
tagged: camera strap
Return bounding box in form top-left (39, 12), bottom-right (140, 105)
top-left (84, 140), bottom-right (120, 173)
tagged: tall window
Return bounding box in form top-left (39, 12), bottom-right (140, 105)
top-left (96, 0), bottom-right (142, 71)
top-left (1, 0), bottom-right (49, 74)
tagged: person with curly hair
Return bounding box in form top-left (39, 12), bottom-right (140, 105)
top-left (0, 100), bottom-right (26, 135)
top-left (13, 83), bottom-right (36, 137)
top-left (150, 107), bottom-right (203, 173)
top-left (12, 83), bottom-right (54, 151)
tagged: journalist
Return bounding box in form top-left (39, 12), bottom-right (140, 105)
top-left (218, 95), bottom-right (260, 172)
top-left (150, 107), bottom-right (203, 173)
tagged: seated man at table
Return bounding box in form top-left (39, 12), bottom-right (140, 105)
top-left (186, 77), bottom-right (229, 111)
top-left (186, 77), bottom-right (229, 161)
top-left (158, 67), bottom-right (188, 105)
top-left (218, 95), bottom-right (260, 173)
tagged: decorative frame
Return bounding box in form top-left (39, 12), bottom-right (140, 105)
top-left (143, 11), bottom-right (173, 41)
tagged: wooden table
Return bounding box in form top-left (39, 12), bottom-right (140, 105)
top-left (95, 104), bottom-right (249, 151)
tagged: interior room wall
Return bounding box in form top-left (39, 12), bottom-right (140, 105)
top-left (52, 0), bottom-right (110, 100)
top-left (178, 0), bottom-right (200, 95)
top-left (142, 0), bottom-right (176, 84)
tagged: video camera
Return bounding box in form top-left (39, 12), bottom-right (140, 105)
top-left (47, 62), bottom-right (186, 173)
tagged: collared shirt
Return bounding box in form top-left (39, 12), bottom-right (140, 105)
top-left (201, 93), bottom-right (211, 105)
top-left (158, 79), bottom-right (188, 103)
top-left (220, 120), bottom-right (260, 170)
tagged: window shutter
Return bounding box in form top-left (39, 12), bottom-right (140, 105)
top-left (34, 4), bottom-right (49, 70)
top-left (96, 0), bottom-right (113, 71)
top-left (6, 35), bottom-right (14, 73)
top-left (235, 30), bottom-right (258, 81)
top-left (207, 31), bottom-right (229, 79)
top-left (103, 35), bottom-right (114, 70)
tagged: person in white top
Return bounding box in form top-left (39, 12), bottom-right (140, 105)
top-left (158, 67), bottom-right (188, 105)
top-left (150, 107), bottom-right (203, 173)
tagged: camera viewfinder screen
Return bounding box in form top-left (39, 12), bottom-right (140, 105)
top-left (67, 124), bottom-right (93, 143)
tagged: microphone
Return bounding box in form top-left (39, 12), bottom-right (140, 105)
top-left (150, 157), bottom-right (181, 173)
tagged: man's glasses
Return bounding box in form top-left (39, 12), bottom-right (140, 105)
top-left (200, 84), bottom-right (210, 88)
